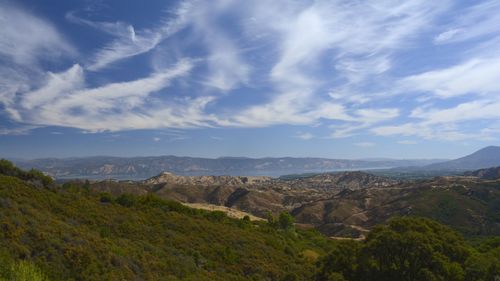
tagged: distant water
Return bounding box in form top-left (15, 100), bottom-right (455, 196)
top-left (55, 166), bottom-right (394, 181)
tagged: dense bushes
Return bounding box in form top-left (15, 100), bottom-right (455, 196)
top-left (316, 217), bottom-right (500, 281)
top-left (0, 175), bottom-right (330, 280)
top-left (0, 250), bottom-right (50, 281)
top-left (0, 159), bottom-right (53, 187)
top-left (266, 211), bottom-right (295, 231)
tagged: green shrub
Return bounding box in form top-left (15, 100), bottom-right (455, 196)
top-left (9, 261), bottom-right (50, 281)
top-left (0, 159), bottom-right (53, 187)
top-left (99, 192), bottom-right (113, 203)
top-left (115, 194), bottom-right (138, 207)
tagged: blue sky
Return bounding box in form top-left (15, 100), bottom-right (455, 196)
top-left (1, 0), bottom-right (500, 159)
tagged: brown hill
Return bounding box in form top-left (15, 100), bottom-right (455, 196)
top-left (145, 172), bottom-right (272, 186)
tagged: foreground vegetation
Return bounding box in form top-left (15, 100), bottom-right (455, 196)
top-left (0, 172), bottom-right (332, 280)
top-left (408, 182), bottom-right (500, 237)
top-left (316, 218), bottom-right (499, 281)
top-left (0, 160), bottom-right (498, 280)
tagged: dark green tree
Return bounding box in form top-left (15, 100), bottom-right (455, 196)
top-left (316, 217), bottom-right (480, 281)
top-left (278, 211), bottom-right (294, 230)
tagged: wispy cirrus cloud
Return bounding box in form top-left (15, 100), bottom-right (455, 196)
top-left (0, 3), bottom-right (75, 66)
top-left (5, 59), bottom-right (219, 132)
top-left (67, 1), bottom-right (193, 71)
top-left (329, 108), bottom-right (400, 138)
top-left (399, 56), bottom-right (500, 99)
top-left (1, 0), bottom-right (500, 146)
top-left (295, 132), bottom-right (314, 140)
top-left (397, 140), bottom-right (418, 145)
top-left (231, 0), bottom-right (447, 129)
top-left (354, 142), bottom-right (375, 148)
top-left (371, 123), bottom-right (492, 141)
top-left (0, 1), bottom-right (76, 126)
top-left (434, 0), bottom-right (500, 44)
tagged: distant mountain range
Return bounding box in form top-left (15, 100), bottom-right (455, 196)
top-left (9, 146), bottom-right (500, 179)
top-left (423, 146), bottom-right (500, 171)
top-left (12, 156), bottom-right (444, 179)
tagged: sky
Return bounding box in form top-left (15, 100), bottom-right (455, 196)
top-left (0, 0), bottom-right (500, 160)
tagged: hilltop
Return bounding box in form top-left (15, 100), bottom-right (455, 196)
top-left (145, 172), bottom-right (272, 186)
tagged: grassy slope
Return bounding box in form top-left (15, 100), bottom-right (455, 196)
top-left (0, 175), bottom-right (334, 281)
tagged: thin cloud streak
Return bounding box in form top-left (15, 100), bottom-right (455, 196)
top-left (5, 59), bottom-right (220, 132)
top-left (69, 1), bottom-right (194, 71)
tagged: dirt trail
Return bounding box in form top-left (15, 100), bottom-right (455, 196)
top-left (183, 203), bottom-right (265, 221)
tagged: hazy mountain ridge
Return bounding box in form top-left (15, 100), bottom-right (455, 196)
top-left (424, 146), bottom-right (500, 171)
top-left (13, 156), bottom-right (445, 179)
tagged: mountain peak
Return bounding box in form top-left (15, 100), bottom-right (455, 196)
top-left (474, 145), bottom-right (500, 153)
top-left (425, 146), bottom-right (500, 170)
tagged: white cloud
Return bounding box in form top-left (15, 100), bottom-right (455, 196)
top-left (372, 118), bottom-right (498, 141)
top-left (0, 2), bottom-right (75, 125)
top-left (355, 108), bottom-right (400, 124)
top-left (69, 1), bottom-right (193, 71)
top-left (434, 28), bottom-right (464, 44)
top-left (3, 0), bottom-right (500, 144)
top-left (411, 99), bottom-right (500, 125)
top-left (400, 57), bottom-right (500, 98)
top-left (230, 0), bottom-right (446, 129)
top-left (295, 132), bottom-right (314, 140)
top-left (202, 39), bottom-right (250, 91)
top-left (3, 59), bottom-right (221, 132)
top-left (354, 142), bottom-right (375, 148)
top-left (397, 140), bottom-right (418, 145)
top-left (72, 0), bottom-right (251, 91)
top-left (0, 3), bottom-right (75, 66)
top-left (188, 2), bottom-right (251, 91)
top-left (434, 0), bottom-right (500, 44)
top-left (153, 137), bottom-right (161, 142)
top-left (0, 126), bottom-right (38, 136)
top-left (329, 108), bottom-right (399, 138)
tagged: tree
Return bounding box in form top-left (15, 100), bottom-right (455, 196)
top-left (278, 212), bottom-right (294, 230)
top-left (316, 217), bottom-right (476, 281)
top-left (316, 240), bottom-right (360, 281)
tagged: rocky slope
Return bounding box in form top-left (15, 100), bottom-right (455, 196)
top-left (285, 171), bottom-right (399, 189)
top-left (145, 172), bottom-right (272, 186)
